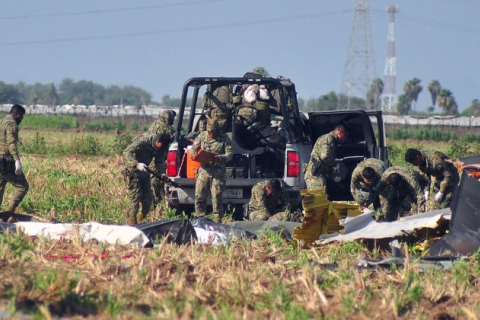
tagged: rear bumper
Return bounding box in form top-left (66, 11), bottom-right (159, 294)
top-left (166, 178), bottom-right (302, 208)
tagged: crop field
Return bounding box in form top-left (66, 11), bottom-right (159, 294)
top-left (1, 127), bottom-right (480, 318)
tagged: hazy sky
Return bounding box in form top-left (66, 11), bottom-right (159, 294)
top-left (1, 0), bottom-right (479, 111)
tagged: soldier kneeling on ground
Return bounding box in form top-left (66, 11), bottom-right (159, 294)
top-left (248, 179), bottom-right (301, 222)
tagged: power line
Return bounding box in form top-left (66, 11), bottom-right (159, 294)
top-left (371, 9), bottom-right (480, 34)
top-left (0, 0), bottom-right (223, 20)
top-left (0, 10), bottom-right (351, 47)
top-left (438, 0), bottom-right (480, 7)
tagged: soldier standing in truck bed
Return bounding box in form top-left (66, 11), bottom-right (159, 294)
top-left (192, 118), bottom-right (233, 222)
top-left (122, 134), bottom-right (171, 225)
top-left (305, 124), bottom-right (348, 191)
top-left (0, 104), bottom-right (29, 222)
top-left (404, 148), bottom-right (459, 210)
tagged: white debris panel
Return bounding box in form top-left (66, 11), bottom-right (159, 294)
top-left (317, 209), bottom-right (451, 245)
top-left (15, 222), bottom-right (150, 247)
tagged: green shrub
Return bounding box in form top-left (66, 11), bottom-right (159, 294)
top-left (111, 132), bottom-right (133, 155)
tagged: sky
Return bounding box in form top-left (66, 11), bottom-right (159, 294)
top-left (1, 0), bottom-right (479, 111)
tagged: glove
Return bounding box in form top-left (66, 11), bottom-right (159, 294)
top-left (15, 160), bottom-right (23, 175)
top-left (136, 163), bottom-right (147, 172)
top-left (424, 191), bottom-right (429, 200)
top-left (434, 192), bottom-right (444, 202)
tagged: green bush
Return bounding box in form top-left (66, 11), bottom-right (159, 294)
top-left (130, 121), bottom-right (139, 131)
top-left (111, 132), bottom-right (134, 155)
top-left (73, 135), bottom-right (102, 156)
top-left (16, 115), bottom-right (79, 130)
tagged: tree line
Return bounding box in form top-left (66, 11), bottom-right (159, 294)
top-left (301, 77), bottom-right (479, 116)
top-left (1, 74), bottom-right (479, 117)
top-left (0, 79), bottom-right (154, 107)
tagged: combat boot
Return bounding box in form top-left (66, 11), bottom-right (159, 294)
top-left (137, 213), bottom-right (146, 224)
top-left (5, 204), bottom-right (16, 213)
top-left (126, 216), bottom-right (137, 226)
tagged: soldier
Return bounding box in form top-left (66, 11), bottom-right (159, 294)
top-left (248, 179), bottom-right (292, 221)
top-left (350, 158), bottom-right (386, 209)
top-left (147, 109), bottom-right (176, 137)
top-left (305, 124), bottom-right (348, 190)
top-left (405, 148), bottom-right (459, 209)
top-left (192, 118), bottom-right (233, 222)
top-left (374, 166), bottom-right (430, 221)
top-left (146, 110), bottom-right (176, 206)
top-left (122, 134), bottom-right (171, 225)
top-left (0, 104), bottom-right (29, 221)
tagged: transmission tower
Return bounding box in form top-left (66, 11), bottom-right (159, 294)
top-left (381, 5), bottom-right (399, 112)
top-left (338, 0), bottom-right (376, 110)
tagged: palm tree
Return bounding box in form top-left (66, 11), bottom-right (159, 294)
top-left (437, 89), bottom-right (458, 115)
top-left (366, 78), bottom-right (384, 110)
top-left (428, 80), bottom-right (441, 107)
top-left (403, 78), bottom-right (423, 112)
top-left (396, 94), bottom-right (410, 115)
top-left (47, 83), bottom-right (58, 113)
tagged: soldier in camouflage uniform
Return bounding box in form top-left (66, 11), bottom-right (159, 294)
top-left (350, 158), bottom-right (386, 208)
top-left (146, 110), bottom-right (176, 206)
top-left (122, 134), bottom-right (171, 225)
top-left (0, 105), bottom-right (29, 220)
top-left (405, 148), bottom-right (459, 209)
top-left (305, 124), bottom-right (348, 190)
top-left (192, 118), bottom-right (233, 221)
top-left (374, 166), bottom-right (430, 221)
top-left (248, 179), bottom-right (292, 221)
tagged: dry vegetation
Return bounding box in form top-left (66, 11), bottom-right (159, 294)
top-left (0, 131), bottom-right (479, 318)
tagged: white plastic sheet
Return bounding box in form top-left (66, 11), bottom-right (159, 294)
top-left (15, 222), bottom-right (150, 247)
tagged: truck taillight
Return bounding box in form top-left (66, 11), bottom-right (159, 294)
top-left (287, 151), bottom-right (300, 177)
top-left (167, 151), bottom-right (178, 177)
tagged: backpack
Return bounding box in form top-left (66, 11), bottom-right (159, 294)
top-left (237, 105), bottom-right (257, 126)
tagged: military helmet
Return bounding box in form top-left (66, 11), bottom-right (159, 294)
top-left (161, 109), bottom-right (176, 125)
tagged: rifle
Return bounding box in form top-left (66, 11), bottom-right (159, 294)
top-left (145, 166), bottom-right (179, 187)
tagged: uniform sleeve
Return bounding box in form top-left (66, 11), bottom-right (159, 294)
top-left (436, 160), bottom-right (452, 194)
top-left (5, 122), bottom-right (20, 161)
top-left (191, 133), bottom-right (203, 154)
top-left (218, 135), bottom-right (233, 162)
top-left (411, 181), bottom-right (426, 213)
top-left (249, 184), bottom-right (268, 215)
top-left (123, 141), bottom-right (141, 169)
top-left (350, 167), bottom-right (361, 195)
top-left (312, 135), bottom-right (336, 167)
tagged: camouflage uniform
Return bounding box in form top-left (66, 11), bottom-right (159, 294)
top-left (375, 166), bottom-right (430, 221)
top-left (305, 131), bottom-right (339, 190)
top-left (416, 150), bottom-right (459, 209)
top-left (350, 158), bottom-right (386, 207)
top-left (146, 112), bottom-right (175, 206)
top-left (248, 181), bottom-right (292, 221)
top-left (123, 134), bottom-right (164, 223)
top-left (192, 130), bottom-right (233, 218)
top-left (0, 114), bottom-right (29, 212)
